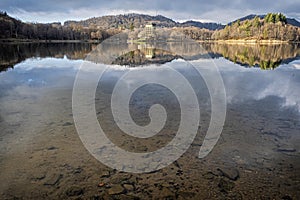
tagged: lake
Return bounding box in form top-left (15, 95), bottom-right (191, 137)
top-left (0, 40), bottom-right (300, 199)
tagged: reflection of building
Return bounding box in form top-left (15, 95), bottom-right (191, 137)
top-left (138, 44), bottom-right (155, 59)
top-left (145, 48), bottom-right (154, 59)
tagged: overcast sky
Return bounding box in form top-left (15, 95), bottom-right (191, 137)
top-left (1, 0), bottom-right (300, 24)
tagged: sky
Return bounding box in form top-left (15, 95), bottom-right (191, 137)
top-left (1, 0), bottom-right (300, 24)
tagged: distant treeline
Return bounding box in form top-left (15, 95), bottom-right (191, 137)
top-left (212, 13), bottom-right (300, 41)
top-left (176, 27), bottom-right (214, 40)
top-left (0, 11), bottom-right (120, 41)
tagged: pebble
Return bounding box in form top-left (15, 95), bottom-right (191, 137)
top-left (98, 182), bottom-right (105, 187)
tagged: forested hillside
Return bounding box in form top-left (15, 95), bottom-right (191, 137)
top-left (212, 13), bottom-right (300, 41)
top-left (0, 12), bottom-right (299, 42)
top-left (0, 11), bottom-right (119, 41)
top-left (64, 13), bottom-right (223, 30)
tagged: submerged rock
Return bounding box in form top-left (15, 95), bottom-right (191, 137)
top-left (158, 187), bottom-right (175, 199)
top-left (99, 170), bottom-right (110, 178)
top-left (277, 148), bottom-right (296, 153)
top-left (43, 173), bottom-right (63, 186)
top-left (65, 186), bottom-right (84, 196)
top-left (123, 184), bottom-right (134, 191)
top-left (218, 178), bottom-right (235, 193)
top-left (108, 184), bottom-right (125, 195)
top-left (62, 122), bottom-right (73, 126)
top-left (217, 167), bottom-right (240, 181)
top-left (47, 146), bottom-right (58, 150)
top-left (203, 172), bottom-right (216, 180)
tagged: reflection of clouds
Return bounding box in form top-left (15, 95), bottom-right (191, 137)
top-left (210, 58), bottom-right (300, 112)
top-left (287, 60), bottom-right (300, 70)
top-left (1, 57), bottom-right (82, 89)
top-left (7, 56), bottom-right (300, 113)
top-left (14, 57), bottom-right (83, 71)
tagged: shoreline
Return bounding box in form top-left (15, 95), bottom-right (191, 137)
top-left (213, 39), bottom-right (290, 45)
top-left (198, 39), bottom-right (299, 45)
top-left (1, 38), bottom-right (299, 45)
top-left (0, 39), bottom-right (103, 44)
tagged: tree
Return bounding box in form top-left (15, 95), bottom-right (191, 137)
top-left (263, 28), bottom-right (268, 39)
top-left (279, 13), bottom-right (287, 24)
top-left (264, 13), bottom-right (271, 23)
top-left (275, 14), bottom-right (280, 23)
top-left (253, 16), bottom-right (260, 27)
top-left (129, 23), bottom-right (134, 31)
top-left (264, 13), bottom-right (287, 24)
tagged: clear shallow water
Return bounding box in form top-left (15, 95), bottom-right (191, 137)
top-left (0, 43), bottom-right (300, 199)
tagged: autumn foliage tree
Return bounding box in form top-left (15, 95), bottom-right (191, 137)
top-left (212, 13), bottom-right (299, 42)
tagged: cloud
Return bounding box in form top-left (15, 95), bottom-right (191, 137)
top-left (1, 0), bottom-right (300, 24)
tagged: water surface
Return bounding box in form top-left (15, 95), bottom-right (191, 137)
top-left (0, 42), bottom-right (299, 199)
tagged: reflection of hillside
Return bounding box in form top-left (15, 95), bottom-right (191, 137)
top-left (1, 41), bottom-right (299, 72)
top-left (112, 48), bottom-right (181, 66)
top-left (86, 32), bottom-right (212, 65)
top-left (0, 43), bottom-right (95, 72)
top-left (86, 41), bottom-right (212, 65)
top-left (206, 43), bottom-right (300, 69)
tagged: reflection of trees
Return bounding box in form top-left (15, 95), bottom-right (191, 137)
top-left (1, 40), bottom-right (299, 72)
top-left (259, 60), bottom-right (281, 70)
top-left (112, 48), bottom-right (181, 66)
top-left (86, 30), bottom-right (212, 65)
top-left (205, 43), bottom-right (300, 69)
top-left (0, 43), bottom-right (95, 72)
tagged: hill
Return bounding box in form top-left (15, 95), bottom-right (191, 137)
top-left (212, 13), bottom-right (300, 42)
top-left (64, 13), bottom-right (223, 31)
top-left (64, 13), bottom-right (177, 29)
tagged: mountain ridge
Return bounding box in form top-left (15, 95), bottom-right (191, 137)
top-left (64, 13), bottom-right (224, 30)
